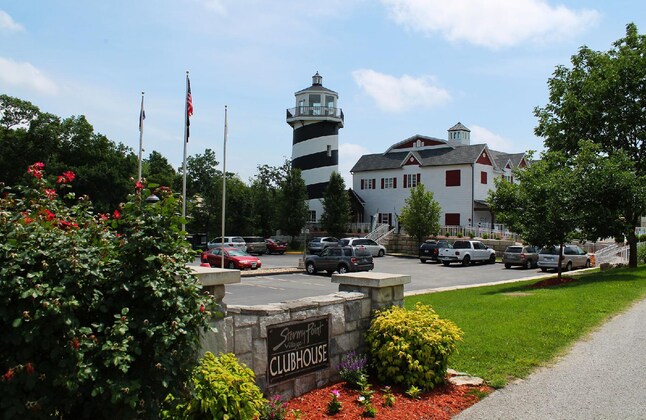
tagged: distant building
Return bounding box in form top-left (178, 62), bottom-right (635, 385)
top-left (286, 72), bottom-right (344, 222)
top-left (350, 123), bottom-right (528, 231)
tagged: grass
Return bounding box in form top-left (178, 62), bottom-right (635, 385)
top-left (404, 266), bottom-right (646, 388)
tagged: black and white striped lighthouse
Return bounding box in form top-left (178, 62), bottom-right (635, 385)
top-left (286, 72), bottom-right (344, 222)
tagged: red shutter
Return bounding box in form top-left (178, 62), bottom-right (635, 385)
top-left (403, 175), bottom-right (407, 188)
top-left (373, 179), bottom-right (376, 189)
top-left (481, 171), bottom-right (487, 184)
top-left (381, 178), bottom-right (384, 189)
top-left (360, 179), bottom-right (364, 189)
top-left (393, 177), bottom-right (397, 188)
top-left (416, 173), bottom-right (421, 185)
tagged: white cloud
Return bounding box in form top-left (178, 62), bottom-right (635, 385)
top-left (0, 57), bottom-right (58, 95)
top-left (381, 0), bottom-right (600, 49)
top-left (470, 125), bottom-right (518, 151)
top-left (339, 143), bottom-right (370, 187)
top-left (352, 69), bottom-right (451, 113)
top-left (0, 10), bottom-right (24, 32)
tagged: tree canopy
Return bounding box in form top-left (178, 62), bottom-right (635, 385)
top-left (399, 183), bottom-right (441, 246)
top-left (320, 172), bottom-right (351, 239)
top-left (534, 22), bottom-right (646, 266)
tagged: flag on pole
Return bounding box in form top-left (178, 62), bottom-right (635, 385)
top-left (186, 77), bottom-right (193, 141)
top-left (139, 96), bottom-right (146, 132)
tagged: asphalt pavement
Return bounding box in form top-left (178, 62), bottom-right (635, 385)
top-left (455, 296), bottom-right (646, 420)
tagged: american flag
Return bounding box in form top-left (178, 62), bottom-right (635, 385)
top-left (186, 77), bottom-right (193, 141)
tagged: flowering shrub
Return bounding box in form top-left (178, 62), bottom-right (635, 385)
top-left (161, 352), bottom-right (265, 419)
top-left (326, 389), bottom-right (342, 415)
top-left (337, 350), bottom-right (368, 389)
top-left (0, 163), bottom-right (216, 417)
top-left (260, 394), bottom-right (287, 420)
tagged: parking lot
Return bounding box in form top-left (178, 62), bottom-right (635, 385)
top-left (202, 253), bottom-right (552, 306)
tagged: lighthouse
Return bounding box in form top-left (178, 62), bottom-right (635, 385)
top-left (286, 72), bottom-right (344, 222)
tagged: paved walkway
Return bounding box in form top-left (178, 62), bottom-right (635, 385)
top-left (455, 297), bottom-right (646, 420)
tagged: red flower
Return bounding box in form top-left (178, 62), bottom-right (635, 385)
top-left (45, 188), bottom-right (57, 200)
top-left (2, 368), bottom-right (15, 382)
top-left (59, 220), bottom-right (78, 230)
top-left (135, 181), bottom-right (144, 190)
top-left (200, 304), bottom-right (205, 312)
top-left (25, 363), bottom-right (35, 375)
top-left (98, 213), bottom-right (109, 221)
top-left (43, 209), bottom-right (56, 221)
top-left (72, 337), bottom-right (80, 350)
top-left (27, 163), bottom-right (44, 179)
top-left (113, 209), bottom-right (120, 219)
top-left (63, 171), bottom-right (75, 182)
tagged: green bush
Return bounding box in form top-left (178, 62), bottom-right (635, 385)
top-left (0, 163), bottom-right (216, 418)
top-left (162, 352), bottom-right (266, 420)
top-left (639, 233), bottom-right (646, 243)
top-left (365, 303), bottom-right (462, 390)
top-left (638, 242), bottom-right (646, 264)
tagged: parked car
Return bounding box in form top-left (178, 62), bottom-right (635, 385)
top-left (265, 238), bottom-right (287, 255)
top-left (502, 245), bottom-right (540, 269)
top-left (242, 236), bottom-right (267, 255)
top-left (201, 247), bottom-right (262, 270)
top-left (419, 240), bottom-right (451, 263)
top-left (537, 244), bottom-right (591, 272)
top-left (207, 236), bottom-right (246, 252)
top-left (307, 236), bottom-right (340, 255)
top-left (304, 246), bottom-right (374, 274)
top-left (340, 237), bottom-right (387, 257)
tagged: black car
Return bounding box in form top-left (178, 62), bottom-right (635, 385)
top-left (419, 240), bottom-right (450, 263)
top-left (304, 246), bottom-right (374, 274)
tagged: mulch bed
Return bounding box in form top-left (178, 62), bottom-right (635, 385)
top-left (528, 276), bottom-right (578, 288)
top-left (283, 381), bottom-right (493, 419)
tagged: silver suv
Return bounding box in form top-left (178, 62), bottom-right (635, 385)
top-left (207, 236), bottom-right (246, 252)
top-left (307, 236), bottom-right (340, 255)
top-left (304, 246), bottom-right (374, 274)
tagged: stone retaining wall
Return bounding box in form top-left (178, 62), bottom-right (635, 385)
top-left (195, 267), bottom-right (410, 400)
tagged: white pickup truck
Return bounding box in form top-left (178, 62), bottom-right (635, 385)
top-left (438, 240), bottom-right (497, 266)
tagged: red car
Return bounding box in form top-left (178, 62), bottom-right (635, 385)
top-left (265, 238), bottom-right (287, 255)
top-left (201, 247), bottom-right (262, 270)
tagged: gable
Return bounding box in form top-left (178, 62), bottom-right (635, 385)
top-left (403, 154), bottom-right (421, 166)
top-left (476, 150), bottom-right (493, 166)
top-left (392, 137), bottom-right (446, 150)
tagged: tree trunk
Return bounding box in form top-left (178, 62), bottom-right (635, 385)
top-left (557, 243), bottom-right (564, 281)
top-left (626, 229), bottom-right (638, 268)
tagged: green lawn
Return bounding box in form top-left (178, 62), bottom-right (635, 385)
top-left (405, 266), bottom-right (646, 388)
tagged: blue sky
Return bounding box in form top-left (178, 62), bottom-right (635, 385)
top-left (1, 1), bottom-right (644, 186)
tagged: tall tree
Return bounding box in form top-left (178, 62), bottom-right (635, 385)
top-left (249, 160), bottom-right (291, 237)
top-left (143, 150), bottom-right (178, 188)
top-left (534, 22), bottom-right (646, 267)
top-left (183, 149), bottom-right (221, 237)
top-left (320, 172), bottom-right (351, 238)
top-left (491, 142), bottom-right (644, 278)
top-left (0, 94), bottom-right (40, 129)
top-left (398, 183), bottom-right (441, 246)
top-left (278, 167), bottom-right (309, 242)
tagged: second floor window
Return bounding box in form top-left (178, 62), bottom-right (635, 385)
top-left (403, 173), bottom-right (420, 188)
top-left (361, 178), bottom-right (376, 190)
top-left (446, 169), bottom-right (461, 187)
top-left (381, 177), bottom-right (396, 189)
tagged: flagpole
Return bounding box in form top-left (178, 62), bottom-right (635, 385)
top-left (221, 105), bottom-right (228, 268)
top-left (182, 71), bottom-right (189, 231)
top-left (138, 91), bottom-right (145, 182)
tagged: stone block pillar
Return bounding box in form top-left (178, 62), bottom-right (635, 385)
top-left (331, 272), bottom-right (411, 312)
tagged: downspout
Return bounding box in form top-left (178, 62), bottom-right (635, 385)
top-left (471, 163), bottom-right (476, 230)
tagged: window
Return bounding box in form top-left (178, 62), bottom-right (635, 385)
top-left (445, 213), bottom-right (460, 225)
top-left (326, 145), bottom-right (331, 157)
top-left (361, 178), bottom-right (376, 190)
top-left (309, 94), bottom-right (321, 115)
top-left (446, 170), bottom-right (461, 187)
top-left (381, 177), bottom-right (396, 189)
top-left (307, 210), bottom-right (316, 222)
top-left (298, 99), bottom-right (305, 115)
top-left (403, 173), bottom-right (420, 188)
top-left (481, 171), bottom-right (487, 184)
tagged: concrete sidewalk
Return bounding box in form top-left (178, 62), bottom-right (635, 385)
top-left (455, 297), bottom-right (646, 419)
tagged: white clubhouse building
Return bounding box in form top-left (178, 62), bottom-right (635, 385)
top-left (350, 122), bottom-right (528, 232)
